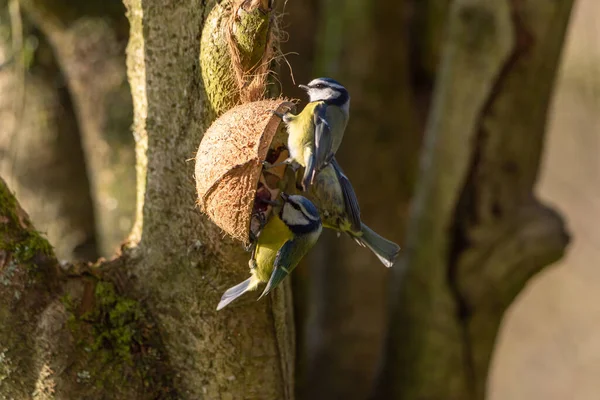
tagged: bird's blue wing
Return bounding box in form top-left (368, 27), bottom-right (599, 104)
top-left (331, 157), bottom-right (361, 232)
top-left (301, 148), bottom-right (316, 191)
top-left (313, 102), bottom-right (333, 182)
top-left (259, 239), bottom-right (300, 299)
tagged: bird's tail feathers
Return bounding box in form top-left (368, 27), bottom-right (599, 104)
top-left (357, 223), bottom-right (400, 268)
top-left (217, 277), bottom-right (257, 310)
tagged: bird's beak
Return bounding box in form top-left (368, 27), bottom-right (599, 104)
top-left (280, 192), bottom-right (289, 201)
top-left (298, 84), bottom-right (310, 92)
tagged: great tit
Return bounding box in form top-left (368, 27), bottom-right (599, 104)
top-left (306, 157), bottom-right (400, 267)
top-left (217, 192), bottom-right (322, 310)
top-left (271, 77), bottom-right (350, 190)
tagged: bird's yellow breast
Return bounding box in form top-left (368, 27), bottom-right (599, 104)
top-left (285, 102), bottom-right (347, 166)
top-left (254, 215), bottom-right (293, 282)
top-left (286, 102), bottom-right (320, 164)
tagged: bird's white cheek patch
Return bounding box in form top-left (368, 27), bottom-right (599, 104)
top-left (282, 205), bottom-right (309, 226)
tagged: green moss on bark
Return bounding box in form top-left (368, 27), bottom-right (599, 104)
top-left (1, 180), bottom-right (54, 283)
top-left (199, 0), bottom-right (275, 116)
top-left (85, 281), bottom-right (142, 365)
top-left (0, 181), bottom-right (19, 231)
top-left (62, 280), bottom-right (177, 397)
top-left (234, 4), bottom-right (271, 68)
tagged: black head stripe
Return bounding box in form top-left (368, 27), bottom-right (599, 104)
top-left (287, 220), bottom-right (319, 235)
top-left (325, 89), bottom-right (349, 107)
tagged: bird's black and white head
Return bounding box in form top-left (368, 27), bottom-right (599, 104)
top-left (279, 193), bottom-right (322, 235)
top-left (299, 77), bottom-right (350, 112)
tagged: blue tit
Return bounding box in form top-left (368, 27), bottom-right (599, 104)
top-left (271, 77), bottom-right (350, 190)
top-left (217, 193), bottom-right (322, 310)
top-left (306, 157), bottom-right (400, 267)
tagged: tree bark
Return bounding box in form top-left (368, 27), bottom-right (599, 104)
top-left (0, 176), bottom-right (177, 399)
top-left (375, 1), bottom-right (572, 399)
top-left (0, 178), bottom-right (60, 399)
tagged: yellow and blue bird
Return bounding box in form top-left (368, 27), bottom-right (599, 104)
top-left (307, 157), bottom-right (400, 267)
top-left (217, 192), bottom-right (322, 310)
top-left (271, 77), bottom-right (350, 190)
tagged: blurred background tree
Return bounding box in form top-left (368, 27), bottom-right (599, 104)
top-left (0, 0), bottom-right (134, 260)
top-left (1, 0), bottom-right (596, 399)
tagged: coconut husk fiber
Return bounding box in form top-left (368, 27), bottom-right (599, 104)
top-left (195, 99), bottom-right (295, 245)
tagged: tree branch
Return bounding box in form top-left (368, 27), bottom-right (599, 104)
top-left (1, 177), bottom-right (179, 398)
top-left (0, 177), bottom-right (59, 397)
top-left (455, 200), bottom-right (569, 397)
top-left (457, 201), bottom-right (569, 309)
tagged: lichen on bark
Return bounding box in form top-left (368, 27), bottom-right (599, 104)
top-left (200, 0), bottom-right (277, 116)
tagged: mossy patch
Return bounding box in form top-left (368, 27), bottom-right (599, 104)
top-left (0, 179), bottom-right (54, 284)
top-left (1, 181), bottom-right (53, 259)
top-left (0, 219), bottom-right (53, 281)
top-left (0, 180), bottom-right (17, 219)
top-left (62, 280), bottom-right (177, 398)
top-left (63, 281), bottom-right (142, 369)
top-left (83, 281), bottom-right (142, 365)
top-left (10, 232), bottom-right (53, 265)
top-left (199, 0), bottom-right (277, 116)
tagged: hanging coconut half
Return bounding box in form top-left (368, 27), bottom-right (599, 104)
top-left (195, 99), bottom-right (297, 245)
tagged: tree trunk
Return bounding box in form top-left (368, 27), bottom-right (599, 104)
top-left (375, 1), bottom-right (572, 399)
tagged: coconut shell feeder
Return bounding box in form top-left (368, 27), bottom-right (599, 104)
top-left (195, 99), bottom-right (296, 246)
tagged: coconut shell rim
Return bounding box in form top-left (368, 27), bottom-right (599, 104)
top-left (197, 99), bottom-right (296, 244)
